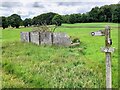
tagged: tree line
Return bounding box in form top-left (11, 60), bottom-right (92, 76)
top-left (1, 4), bottom-right (119, 29)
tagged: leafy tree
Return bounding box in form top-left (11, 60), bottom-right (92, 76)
top-left (69, 14), bottom-right (76, 24)
top-left (62, 15), bottom-right (69, 23)
top-left (81, 13), bottom-right (88, 23)
top-left (100, 5), bottom-right (112, 22)
top-left (112, 5), bottom-right (120, 23)
top-left (23, 18), bottom-right (32, 27)
top-left (89, 7), bottom-right (99, 22)
top-left (98, 8), bottom-right (105, 22)
top-left (1, 16), bottom-right (8, 29)
top-left (32, 16), bottom-right (39, 26)
top-left (52, 15), bottom-right (63, 26)
top-left (8, 14), bottom-right (22, 28)
top-left (75, 14), bottom-right (82, 23)
top-left (32, 12), bottom-right (57, 26)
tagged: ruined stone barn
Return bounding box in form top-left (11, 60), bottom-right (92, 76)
top-left (20, 31), bottom-right (74, 46)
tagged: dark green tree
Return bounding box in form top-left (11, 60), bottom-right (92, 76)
top-left (1, 16), bottom-right (8, 29)
top-left (98, 8), bottom-right (105, 22)
top-left (32, 12), bottom-right (57, 26)
top-left (89, 7), bottom-right (99, 22)
top-left (62, 15), bottom-right (69, 23)
top-left (75, 14), bottom-right (82, 23)
top-left (69, 14), bottom-right (76, 24)
top-left (23, 18), bottom-right (32, 27)
top-left (100, 5), bottom-right (112, 22)
top-left (112, 5), bottom-right (120, 23)
top-left (52, 15), bottom-right (63, 26)
top-left (32, 16), bottom-right (39, 26)
top-left (8, 14), bottom-right (22, 28)
top-left (81, 13), bottom-right (88, 23)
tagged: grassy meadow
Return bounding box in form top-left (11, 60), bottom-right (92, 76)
top-left (1, 23), bottom-right (119, 88)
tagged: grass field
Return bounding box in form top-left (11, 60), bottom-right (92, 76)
top-left (1, 23), bottom-right (119, 88)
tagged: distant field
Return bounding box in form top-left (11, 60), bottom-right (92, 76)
top-left (62, 23), bottom-right (119, 28)
top-left (1, 23), bottom-right (118, 88)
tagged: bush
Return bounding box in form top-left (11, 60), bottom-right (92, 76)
top-left (71, 36), bottom-right (80, 43)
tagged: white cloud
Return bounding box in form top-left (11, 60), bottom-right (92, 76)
top-left (0, 0), bottom-right (119, 20)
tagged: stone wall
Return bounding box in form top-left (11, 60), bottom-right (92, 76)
top-left (53, 32), bottom-right (71, 46)
top-left (20, 31), bottom-right (72, 46)
top-left (30, 31), bottom-right (40, 45)
top-left (40, 31), bottom-right (52, 45)
top-left (20, 32), bottom-right (30, 42)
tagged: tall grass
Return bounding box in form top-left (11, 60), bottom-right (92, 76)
top-left (1, 23), bottom-right (118, 88)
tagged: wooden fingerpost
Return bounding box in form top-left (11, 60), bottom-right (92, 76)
top-left (105, 26), bottom-right (112, 89)
top-left (91, 26), bottom-right (114, 89)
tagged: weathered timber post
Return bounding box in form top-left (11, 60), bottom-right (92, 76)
top-left (105, 26), bottom-right (112, 89)
top-left (91, 26), bottom-right (114, 89)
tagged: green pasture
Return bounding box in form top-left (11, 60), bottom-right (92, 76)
top-left (62, 23), bottom-right (118, 28)
top-left (1, 23), bottom-right (119, 88)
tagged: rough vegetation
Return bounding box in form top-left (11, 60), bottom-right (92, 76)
top-left (1, 23), bottom-right (118, 88)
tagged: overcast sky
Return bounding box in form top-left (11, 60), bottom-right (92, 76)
top-left (0, 0), bottom-right (119, 20)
